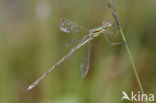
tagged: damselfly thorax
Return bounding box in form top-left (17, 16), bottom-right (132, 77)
top-left (89, 21), bottom-right (112, 37)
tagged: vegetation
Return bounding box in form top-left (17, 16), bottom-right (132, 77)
top-left (0, 0), bottom-right (156, 103)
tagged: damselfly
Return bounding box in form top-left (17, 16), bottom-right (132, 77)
top-left (27, 18), bottom-right (122, 91)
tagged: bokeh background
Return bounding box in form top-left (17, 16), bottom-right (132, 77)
top-left (0, 0), bottom-right (156, 103)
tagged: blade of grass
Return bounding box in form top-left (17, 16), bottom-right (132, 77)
top-left (107, 0), bottom-right (146, 102)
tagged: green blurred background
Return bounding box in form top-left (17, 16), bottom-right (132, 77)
top-left (0, 0), bottom-right (156, 103)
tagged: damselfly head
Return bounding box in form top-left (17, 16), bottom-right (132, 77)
top-left (102, 20), bottom-right (112, 28)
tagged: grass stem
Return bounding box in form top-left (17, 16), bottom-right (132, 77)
top-left (107, 0), bottom-right (146, 102)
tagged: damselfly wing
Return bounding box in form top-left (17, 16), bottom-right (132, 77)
top-left (59, 18), bottom-right (87, 33)
top-left (80, 42), bottom-right (91, 78)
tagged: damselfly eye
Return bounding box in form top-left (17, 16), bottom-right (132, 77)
top-left (102, 20), bottom-right (112, 28)
top-left (106, 23), bottom-right (112, 27)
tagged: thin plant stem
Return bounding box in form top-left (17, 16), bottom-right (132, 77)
top-left (107, 0), bottom-right (146, 102)
top-left (120, 26), bottom-right (145, 95)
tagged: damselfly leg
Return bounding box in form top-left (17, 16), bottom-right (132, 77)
top-left (102, 20), bottom-right (123, 45)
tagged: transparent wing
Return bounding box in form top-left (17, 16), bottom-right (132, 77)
top-left (65, 38), bottom-right (81, 47)
top-left (80, 41), bottom-right (91, 78)
top-left (59, 18), bottom-right (87, 33)
top-left (65, 33), bottom-right (89, 47)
